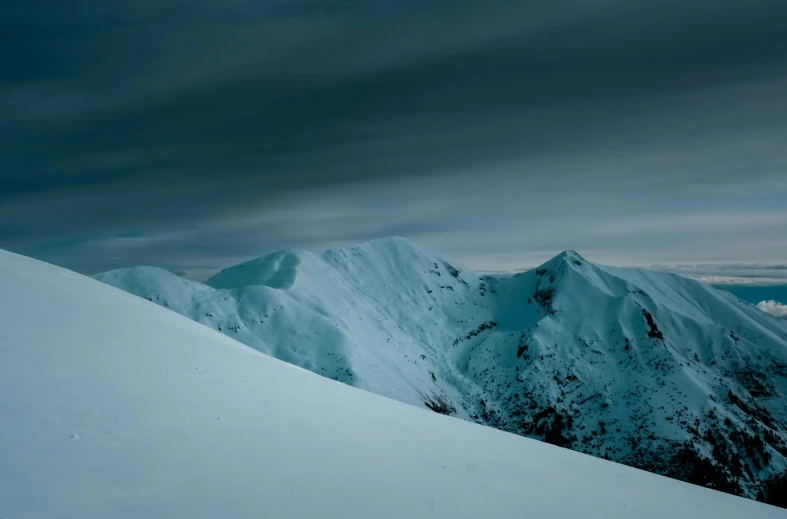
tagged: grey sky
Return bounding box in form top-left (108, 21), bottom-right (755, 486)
top-left (2, 0), bottom-right (787, 276)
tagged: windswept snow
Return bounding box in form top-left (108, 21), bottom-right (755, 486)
top-left (95, 237), bottom-right (787, 503)
top-left (1, 247), bottom-right (784, 517)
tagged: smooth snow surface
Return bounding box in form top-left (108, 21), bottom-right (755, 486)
top-left (1, 248), bottom-right (784, 517)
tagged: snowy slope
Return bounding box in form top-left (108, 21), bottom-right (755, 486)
top-left (4, 249), bottom-right (784, 518)
top-left (96, 238), bottom-right (490, 411)
top-left (95, 238), bottom-right (787, 504)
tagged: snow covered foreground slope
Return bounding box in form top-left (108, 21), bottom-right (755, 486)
top-left (3, 251), bottom-right (783, 518)
top-left (96, 237), bottom-right (787, 504)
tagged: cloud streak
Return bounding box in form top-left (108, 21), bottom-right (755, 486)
top-left (2, 0), bottom-right (787, 273)
top-left (652, 263), bottom-right (787, 286)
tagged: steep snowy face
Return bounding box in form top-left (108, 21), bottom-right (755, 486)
top-left (96, 238), bottom-right (787, 505)
top-left (472, 252), bottom-right (787, 502)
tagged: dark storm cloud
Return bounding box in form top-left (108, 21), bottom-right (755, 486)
top-left (2, 0), bottom-right (787, 273)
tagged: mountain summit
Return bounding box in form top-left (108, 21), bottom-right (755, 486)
top-left (96, 239), bottom-right (787, 505)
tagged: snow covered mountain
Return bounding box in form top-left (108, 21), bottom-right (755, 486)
top-left (95, 237), bottom-right (787, 505)
top-left (6, 249), bottom-right (785, 518)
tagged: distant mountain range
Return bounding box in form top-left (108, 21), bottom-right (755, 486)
top-left (95, 237), bottom-right (787, 506)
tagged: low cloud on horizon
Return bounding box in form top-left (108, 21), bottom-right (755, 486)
top-left (650, 263), bottom-right (787, 286)
top-left (757, 300), bottom-right (787, 318)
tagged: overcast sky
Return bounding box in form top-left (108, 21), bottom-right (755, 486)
top-left (2, 0), bottom-right (787, 277)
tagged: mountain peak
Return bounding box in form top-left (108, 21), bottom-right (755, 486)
top-left (533, 250), bottom-right (588, 274)
top-left (557, 250), bottom-right (585, 262)
top-left (321, 236), bottom-right (439, 266)
top-left (206, 250), bottom-right (312, 290)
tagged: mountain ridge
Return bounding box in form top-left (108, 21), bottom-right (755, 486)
top-left (4, 246), bottom-right (785, 517)
top-left (95, 237), bottom-right (787, 505)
